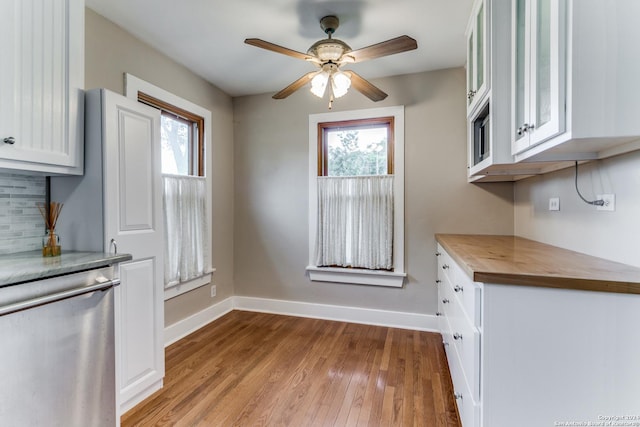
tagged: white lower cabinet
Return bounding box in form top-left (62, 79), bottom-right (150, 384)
top-left (437, 243), bottom-right (640, 427)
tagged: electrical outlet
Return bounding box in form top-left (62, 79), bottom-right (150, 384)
top-left (596, 194), bottom-right (615, 211)
top-left (549, 197), bottom-right (560, 211)
top-left (210, 284), bottom-right (217, 297)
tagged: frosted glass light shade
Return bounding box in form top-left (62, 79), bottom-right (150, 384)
top-left (310, 71), bottom-right (329, 98)
top-left (331, 71), bottom-right (351, 98)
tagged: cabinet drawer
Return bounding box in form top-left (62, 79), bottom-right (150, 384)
top-left (439, 244), bottom-right (482, 328)
top-left (449, 295), bottom-right (481, 403)
top-left (445, 334), bottom-right (480, 427)
top-left (437, 244), bottom-right (456, 285)
top-left (451, 263), bottom-right (482, 328)
top-left (459, 377), bottom-right (480, 427)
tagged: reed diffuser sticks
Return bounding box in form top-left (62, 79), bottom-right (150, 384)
top-left (38, 201), bottom-right (63, 256)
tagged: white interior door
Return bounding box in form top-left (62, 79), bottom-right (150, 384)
top-left (101, 90), bottom-right (165, 413)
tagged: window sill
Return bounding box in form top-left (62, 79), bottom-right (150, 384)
top-left (164, 269), bottom-right (216, 301)
top-left (306, 266), bottom-right (406, 288)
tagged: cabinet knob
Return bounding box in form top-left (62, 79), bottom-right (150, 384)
top-left (435, 252), bottom-right (441, 257)
top-left (442, 298), bottom-right (450, 304)
top-left (443, 341), bottom-right (449, 347)
top-left (436, 312), bottom-right (443, 316)
top-left (467, 90), bottom-right (476, 100)
top-left (453, 333), bottom-right (463, 340)
top-left (435, 279), bottom-right (442, 284)
top-left (442, 264), bottom-right (449, 270)
top-left (3, 136), bottom-right (15, 144)
top-left (454, 392), bottom-right (463, 400)
top-left (454, 285), bottom-right (463, 293)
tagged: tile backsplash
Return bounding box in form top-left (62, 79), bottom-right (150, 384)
top-left (0, 172), bottom-right (46, 254)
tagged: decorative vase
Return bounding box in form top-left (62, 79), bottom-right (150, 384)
top-left (42, 229), bottom-right (61, 257)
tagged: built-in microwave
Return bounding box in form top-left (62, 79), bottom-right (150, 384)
top-left (473, 103), bottom-right (490, 166)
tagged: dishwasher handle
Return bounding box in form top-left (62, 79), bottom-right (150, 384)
top-left (0, 278), bottom-right (120, 317)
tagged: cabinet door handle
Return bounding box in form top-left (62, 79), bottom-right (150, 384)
top-left (454, 392), bottom-right (463, 400)
top-left (453, 333), bottom-right (463, 340)
top-left (436, 312), bottom-right (443, 317)
top-left (110, 238), bottom-right (118, 254)
top-left (517, 125), bottom-right (525, 136)
top-left (435, 252), bottom-right (441, 257)
top-left (526, 123), bottom-right (536, 131)
top-left (442, 264), bottom-right (449, 270)
top-left (435, 279), bottom-right (442, 284)
top-left (454, 285), bottom-right (463, 293)
top-left (3, 136), bottom-right (15, 144)
top-left (442, 298), bottom-right (450, 304)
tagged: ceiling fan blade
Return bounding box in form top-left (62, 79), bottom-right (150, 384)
top-left (245, 38), bottom-right (314, 61)
top-left (345, 71), bottom-right (388, 102)
top-left (273, 71), bottom-right (318, 99)
top-left (345, 35), bottom-right (417, 63)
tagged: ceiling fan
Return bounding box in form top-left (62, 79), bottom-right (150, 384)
top-left (245, 16), bottom-right (417, 107)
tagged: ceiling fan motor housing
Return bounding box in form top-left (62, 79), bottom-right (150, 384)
top-left (307, 39), bottom-right (351, 62)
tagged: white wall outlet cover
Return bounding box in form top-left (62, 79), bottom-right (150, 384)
top-left (596, 194), bottom-right (615, 211)
top-left (549, 197), bottom-right (560, 211)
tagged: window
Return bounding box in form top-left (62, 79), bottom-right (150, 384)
top-left (125, 74), bottom-right (214, 300)
top-left (308, 106), bottom-right (406, 287)
top-left (318, 117), bottom-right (394, 177)
top-left (137, 92), bottom-right (204, 177)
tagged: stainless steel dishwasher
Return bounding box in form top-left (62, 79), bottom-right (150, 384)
top-left (0, 266), bottom-right (118, 426)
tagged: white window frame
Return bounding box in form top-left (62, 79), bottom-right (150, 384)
top-left (125, 73), bottom-right (215, 300)
top-left (307, 105), bottom-right (406, 287)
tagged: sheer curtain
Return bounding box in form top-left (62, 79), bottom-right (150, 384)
top-left (315, 175), bottom-right (394, 270)
top-left (163, 175), bottom-right (208, 288)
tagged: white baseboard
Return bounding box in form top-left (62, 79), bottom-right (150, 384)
top-left (164, 297), bottom-right (234, 347)
top-left (233, 296), bottom-right (439, 332)
top-left (164, 296), bottom-right (439, 347)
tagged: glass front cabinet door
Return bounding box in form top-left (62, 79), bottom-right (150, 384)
top-left (511, 0), bottom-right (566, 154)
top-left (466, 0), bottom-right (488, 116)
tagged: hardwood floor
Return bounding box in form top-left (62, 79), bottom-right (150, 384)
top-left (122, 311), bottom-right (461, 426)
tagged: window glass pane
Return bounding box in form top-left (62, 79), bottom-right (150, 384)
top-left (515, 0), bottom-right (526, 137)
top-left (161, 114), bottom-right (190, 175)
top-left (476, 4), bottom-right (484, 89)
top-left (325, 126), bottom-right (388, 176)
top-left (467, 34), bottom-right (474, 105)
top-left (536, 0), bottom-right (551, 127)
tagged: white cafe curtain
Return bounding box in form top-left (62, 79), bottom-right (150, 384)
top-left (315, 175), bottom-right (394, 270)
top-left (163, 175), bottom-right (208, 288)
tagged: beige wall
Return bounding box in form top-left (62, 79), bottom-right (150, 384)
top-left (233, 68), bottom-right (514, 315)
top-left (85, 8), bottom-right (235, 326)
top-left (514, 151), bottom-right (640, 268)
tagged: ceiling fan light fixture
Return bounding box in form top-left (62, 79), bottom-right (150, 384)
top-left (331, 71), bottom-right (351, 98)
top-left (310, 71), bottom-right (330, 98)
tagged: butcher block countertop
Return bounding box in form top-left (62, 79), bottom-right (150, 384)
top-left (435, 234), bottom-right (640, 294)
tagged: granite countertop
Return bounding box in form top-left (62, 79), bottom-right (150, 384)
top-left (436, 234), bottom-right (640, 294)
top-left (0, 251), bottom-right (132, 287)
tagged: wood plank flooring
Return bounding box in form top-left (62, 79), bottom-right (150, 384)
top-left (122, 311), bottom-right (461, 427)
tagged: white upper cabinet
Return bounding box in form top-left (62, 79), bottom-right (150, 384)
top-left (0, 0), bottom-right (84, 175)
top-left (511, 0), bottom-right (640, 162)
top-left (511, 0), bottom-right (565, 154)
top-left (465, 0), bottom-right (489, 116)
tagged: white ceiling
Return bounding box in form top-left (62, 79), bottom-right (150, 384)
top-left (86, 0), bottom-right (473, 98)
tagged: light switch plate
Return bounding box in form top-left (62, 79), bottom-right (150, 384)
top-left (549, 197), bottom-right (560, 211)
